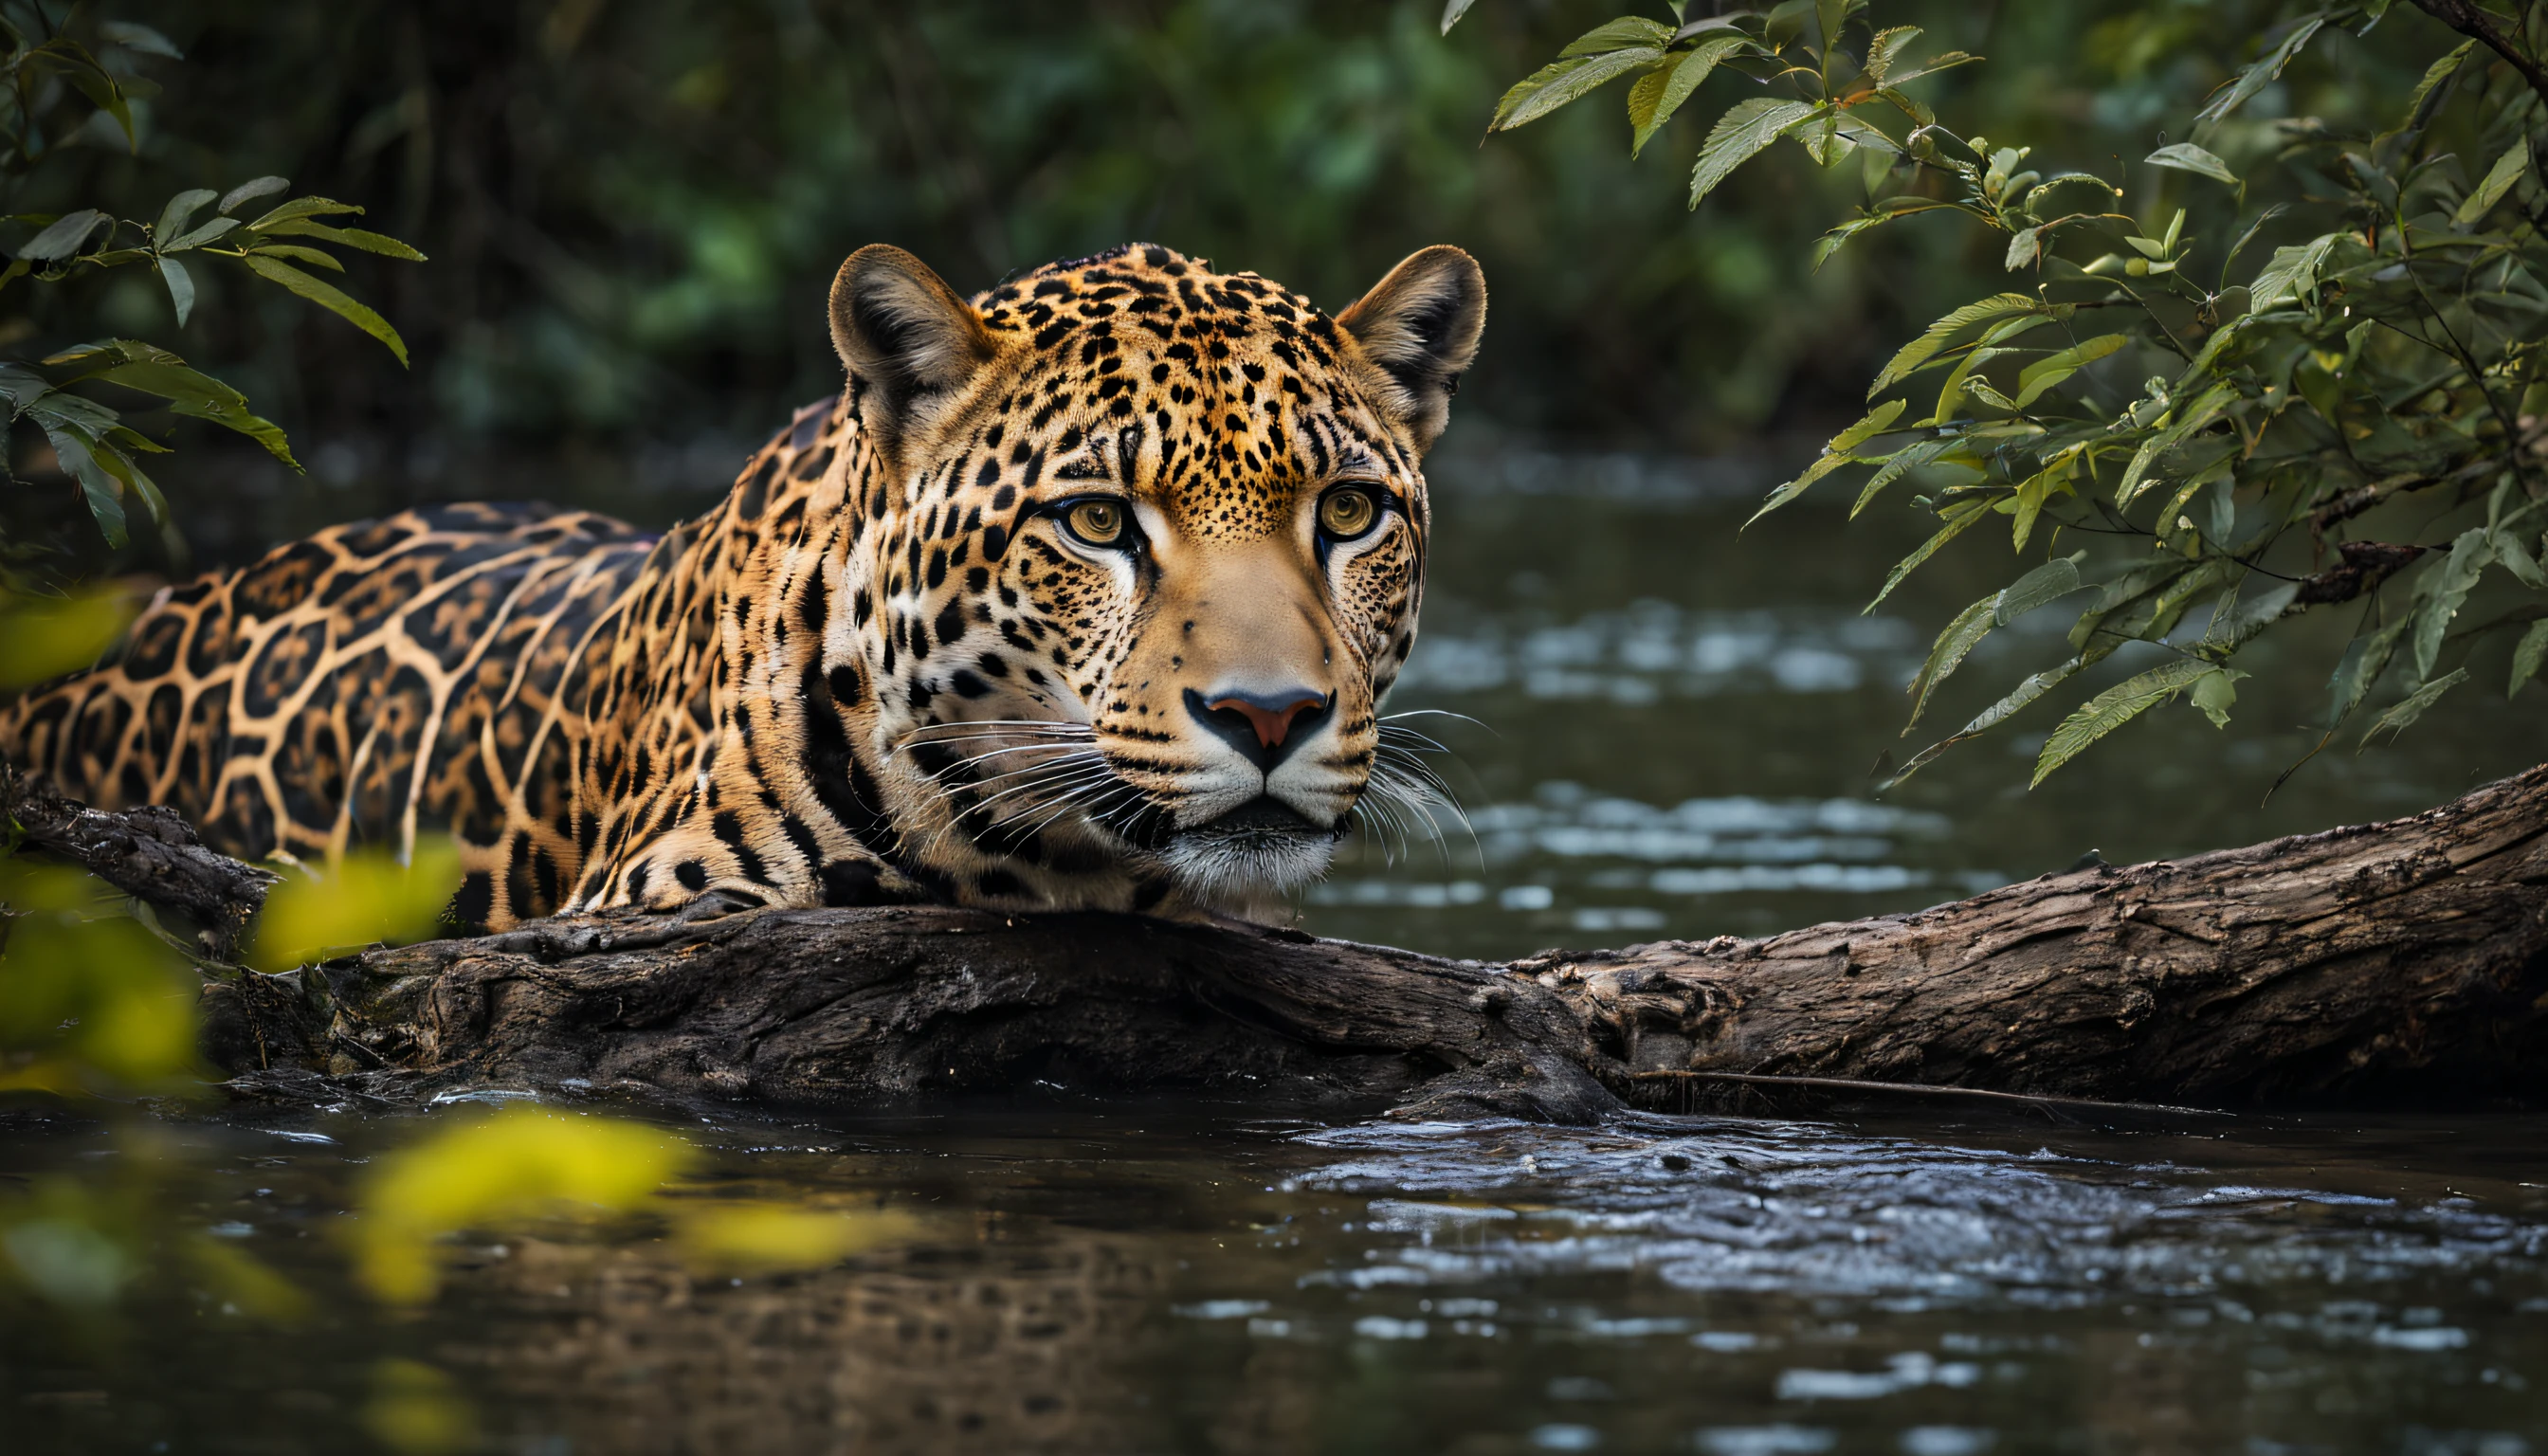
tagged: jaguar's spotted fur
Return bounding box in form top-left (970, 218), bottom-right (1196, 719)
top-left (0, 242), bottom-right (1485, 929)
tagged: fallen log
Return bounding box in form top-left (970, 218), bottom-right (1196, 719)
top-left (18, 762), bottom-right (2548, 1119)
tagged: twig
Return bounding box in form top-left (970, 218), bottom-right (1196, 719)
top-left (2409, 0), bottom-right (2548, 114)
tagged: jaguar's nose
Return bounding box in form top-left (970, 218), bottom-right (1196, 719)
top-left (1186, 687), bottom-right (1333, 771)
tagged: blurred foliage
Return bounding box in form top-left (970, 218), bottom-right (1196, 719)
top-left (249, 837), bottom-right (461, 972)
top-left (0, 584), bottom-right (135, 689)
top-left (0, 4), bottom-right (419, 587)
top-left (23, 0), bottom-right (2477, 573)
top-left (0, 1129), bottom-right (306, 1321)
top-left (0, 860), bottom-right (203, 1093)
top-left (363, 1358), bottom-right (479, 1456)
top-left (1469, 0), bottom-right (2546, 783)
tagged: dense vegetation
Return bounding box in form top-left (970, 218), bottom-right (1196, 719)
top-left (1459, 0), bottom-right (2545, 782)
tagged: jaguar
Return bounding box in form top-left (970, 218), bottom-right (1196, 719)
top-left (0, 242), bottom-right (1486, 930)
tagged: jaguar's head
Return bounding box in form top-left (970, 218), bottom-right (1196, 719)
top-left (831, 242), bottom-right (1483, 916)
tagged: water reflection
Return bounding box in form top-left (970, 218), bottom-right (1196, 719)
top-left (5, 1104), bottom-right (2544, 1454)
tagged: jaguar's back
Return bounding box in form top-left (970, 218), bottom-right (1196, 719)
top-left (1, 502), bottom-right (656, 878)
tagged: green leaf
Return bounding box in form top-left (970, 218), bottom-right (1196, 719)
top-left (1995, 555), bottom-right (2085, 627)
top-left (2196, 15), bottom-right (2326, 124)
top-left (1851, 435), bottom-right (1953, 518)
top-left (241, 256), bottom-right (410, 366)
top-left (1560, 17), bottom-right (1675, 57)
top-left (2358, 667), bottom-right (2466, 750)
top-left (2031, 658), bottom-right (2215, 787)
top-left (245, 196), bottom-right (366, 231)
top-left (2003, 226), bottom-right (2043, 272)
top-left (218, 176), bottom-right (290, 215)
top-left (2014, 333), bottom-right (2129, 408)
top-left (1748, 398), bottom-right (1906, 522)
top-left (18, 209), bottom-right (108, 263)
top-left (2116, 382), bottom-right (2235, 509)
top-left (2411, 527), bottom-right (2492, 682)
top-left (1490, 46), bottom-right (1663, 132)
top-left (164, 216), bottom-right (241, 252)
top-left (2322, 615), bottom-right (2412, 730)
top-left (94, 359), bottom-right (298, 467)
top-left (254, 219), bottom-right (428, 262)
top-left (2511, 621), bottom-right (2548, 698)
top-left (2188, 667), bottom-right (2245, 728)
top-left (1869, 294), bottom-right (2039, 397)
top-left (247, 243), bottom-right (344, 272)
top-left (1440, 0), bottom-right (1476, 35)
top-left (2455, 138), bottom-right (2529, 225)
top-left (1689, 98), bottom-right (1822, 209)
top-left (1876, 653), bottom-right (2085, 792)
top-left (2395, 40), bottom-right (2476, 136)
top-left (1864, 26), bottom-right (1920, 82)
top-left (1629, 35), bottom-right (1747, 158)
top-left (1868, 500), bottom-right (1993, 610)
top-left (2494, 526), bottom-right (2545, 589)
top-left (41, 424), bottom-right (130, 549)
top-left (152, 189), bottom-right (218, 245)
top-left (2248, 233), bottom-right (2341, 309)
top-left (1905, 591), bottom-right (1999, 730)
top-left (100, 21), bottom-right (185, 58)
top-left (2144, 142), bottom-right (2239, 186)
top-left (157, 257), bottom-right (195, 327)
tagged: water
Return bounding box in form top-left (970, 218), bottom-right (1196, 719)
top-left (5, 1102), bottom-right (2546, 1454)
top-left (1299, 447), bottom-right (2540, 958)
top-left (7, 447), bottom-right (2544, 1451)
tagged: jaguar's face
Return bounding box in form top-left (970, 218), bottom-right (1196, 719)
top-left (831, 242), bottom-right (1484, 914)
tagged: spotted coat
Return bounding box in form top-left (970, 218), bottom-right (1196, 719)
top-left (0, 243), bottom-right (1486, 928)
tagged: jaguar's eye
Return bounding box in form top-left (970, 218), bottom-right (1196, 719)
top-left (1063, 500), bottom-right (1129, 548)
top-left (1317, 487), bottom-right (1380, 539)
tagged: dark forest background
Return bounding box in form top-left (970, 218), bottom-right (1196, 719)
top-left (10, 0), bottom-right (2450, 570)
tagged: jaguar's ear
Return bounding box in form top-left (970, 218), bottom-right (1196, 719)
top-left (830, 245), bottom-right (997, 455)
top-left (1336, 245), bottom-right (1486, 454)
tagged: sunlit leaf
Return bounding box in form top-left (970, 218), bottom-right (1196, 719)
top-left (1905, 591), bottom-right (1997, 730)
top-left (363, 1359), bottom-right (477, 1456)
top-left (1629, 35), bottom-right (1747, 158)
top-left (2188, 666), bottom-right (2245, 728)
top-left (1994, 554), bottom-right (2084, 627)
top-left (254, 219), bottom-right (428, 262)
top-left (1867, 499), bottom-right (1993, 610)
top-left (1439, 0), bottom-right (1476, 36)
top-left (2144, 142), bottom-right (2238, 186)
top-left (241, 255), bottom-right (411, 365)
top-left (1559, 17), bottom-right (1675, 57)
top-left (1490, 45), bottom-right (1663, 133)
top-left (1748, 398), bottom-right (1905, 522)
top-left (1876, 653), bottom-right (2085, 792)
top-left (2031, 658), bottom-right (2214, 787)
top-left (1689, 98), bottom-right (1821, 209)
top-left (1869, 294), bottom-right (2038, 397)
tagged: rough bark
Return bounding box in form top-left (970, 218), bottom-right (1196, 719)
top-left (18, 762), bottom-right (2548, 1120)
top-left (1, 762), bottom-right (277, 959)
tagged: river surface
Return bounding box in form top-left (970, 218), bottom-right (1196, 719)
top-left (6, 447), bottom-right (2544, 1453)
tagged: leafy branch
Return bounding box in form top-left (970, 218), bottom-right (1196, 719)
top-left (0, 9), bottom-right (423, 566)
top-left (1452, 0), bottom-right (2548, 789)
